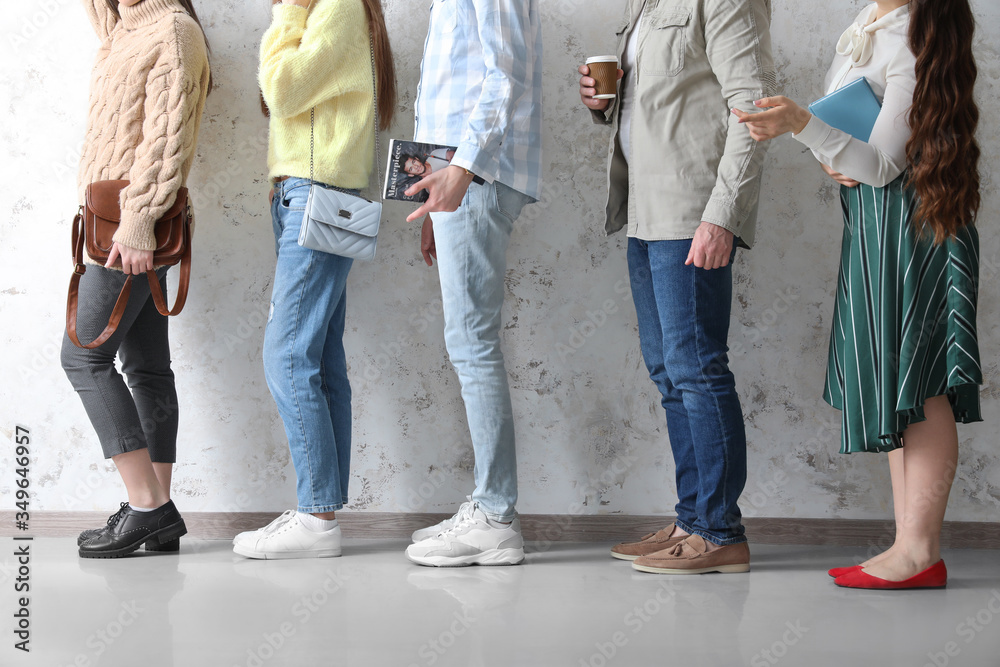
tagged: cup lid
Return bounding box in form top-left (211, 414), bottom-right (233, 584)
top-left (586, 55), bottom-right (618, 64)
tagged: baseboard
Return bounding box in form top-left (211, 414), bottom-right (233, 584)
top-left (1, 511), bottom-right (998, 549)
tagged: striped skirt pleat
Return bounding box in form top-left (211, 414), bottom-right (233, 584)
top-left (823, 176), bottom-right (983, 454)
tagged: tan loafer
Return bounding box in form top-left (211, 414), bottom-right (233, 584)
top-left (610, 523), bottom-right (686, 561)
top-left (631, 534), bottom-right (750, 574)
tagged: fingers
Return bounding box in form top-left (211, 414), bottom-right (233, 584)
top-left (685, 246), bottom-right (703, 268)
top-left (731, 108), bottom-right (752, 122)
top-left (754, 96), bottom-right (787, 109)
top-left (617, 69), bottom-right (624, 80)
top-left (405, 176), bottom-right (432, 222)
top-left (420, 216), bottom-right (435, 267)
top-left (407, 203), bottom-right (431, 224)
top-left (404, 176), bottom-right (429, 198)
top-left (105, 245), bottom-right (119, 270)
top-left (579, 65), bottom-right (610, 111)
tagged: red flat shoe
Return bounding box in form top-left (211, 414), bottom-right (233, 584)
top-left (834, 560), bottom-right (947, 590)
top-left (828, 565), bottom-right (861, 578)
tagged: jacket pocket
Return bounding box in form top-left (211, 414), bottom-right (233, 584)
top-left (642, 8), bottom-right (691, 77)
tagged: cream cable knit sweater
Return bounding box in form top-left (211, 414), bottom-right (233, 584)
top-left (78, 0), bottom-right (210, 261)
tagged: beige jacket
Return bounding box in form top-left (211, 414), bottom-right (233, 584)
top-left (595, 0), bottom-right (776, 247)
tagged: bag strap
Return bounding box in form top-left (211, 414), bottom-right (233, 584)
top-left (148, 205), bottom-right (192, 316)
top-left (66, 209), bottom-right (133, 349)
top-left (310, 30), bottom-right (381, 201)
top-left (66, 202), bottom-right (192, 347)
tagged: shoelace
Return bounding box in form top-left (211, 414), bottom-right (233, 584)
top-left (106, 501), bottom-right (130, 528)
top-left (258, 510), bottom-right (297, 537)
top-left (437, 502), bottom-right (479, 538)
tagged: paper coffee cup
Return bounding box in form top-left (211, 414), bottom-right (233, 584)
top-left (586, 56), bottom-right (619, 99)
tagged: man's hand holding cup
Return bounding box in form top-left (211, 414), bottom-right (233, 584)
top-left (579, 56), bottom-right (623, 111)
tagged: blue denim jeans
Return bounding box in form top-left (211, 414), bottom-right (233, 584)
top-left (431, 181), bottom-right (534, 522)
top-left (263, 177), bottom-right (354, 513)
top-left (627, 237), bottom-right (747, 545)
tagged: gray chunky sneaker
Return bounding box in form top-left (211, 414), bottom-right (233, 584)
top-left (406, 503), bottom-right (524, 567)
top-left (410, 497), bottom-right (473, 543)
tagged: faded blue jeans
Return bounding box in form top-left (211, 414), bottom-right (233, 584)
top-left (431, 181), bottom-right (534, 522)
top-left (627, 237), bottom-right (747, 545)
top-left (263, 177), bottom-right (353, 513)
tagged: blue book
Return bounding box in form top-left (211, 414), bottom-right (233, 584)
top-left (808, 77), bottom-right (882, 142)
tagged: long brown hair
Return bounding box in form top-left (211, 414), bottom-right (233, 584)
top-left (906, 0), bottom-right (980, 244)
top-left (105, 0), bottom-right (214, 94)
top-left (260, 0), bottom-right (397, 131)
top-left (362, 0), bottom-right (397, 131)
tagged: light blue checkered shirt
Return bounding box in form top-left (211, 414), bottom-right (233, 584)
top-left (414, 0), bottom-right (543, 200)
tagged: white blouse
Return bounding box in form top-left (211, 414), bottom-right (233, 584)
top-left (794, 4), bottom-right (917, 187)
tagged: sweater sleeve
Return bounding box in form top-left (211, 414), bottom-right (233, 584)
top-left (794, 47), bottom-right (915, 187)
top-left (116, 25), bottom-right (207, 251)
top-left (82, 0), bottom-right (118, 44)
top-left (259, 0), bottom-right (368, 120)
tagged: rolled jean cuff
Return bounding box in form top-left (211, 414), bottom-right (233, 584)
top-left (476, 500), bottom-right (517, 524)
top-left (674, 519), bottom-right (747, 547)
top-left (297, 501), bottom-right (345, 514)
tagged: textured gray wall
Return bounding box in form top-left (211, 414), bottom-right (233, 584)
top-left (1, 0), bottom-right (997, 521)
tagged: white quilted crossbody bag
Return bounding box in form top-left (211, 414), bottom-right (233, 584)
top-left (298, 32), bottom-right (382, 262)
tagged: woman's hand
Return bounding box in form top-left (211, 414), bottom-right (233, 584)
top-left (821, 162), bottom-right (860, 188)
top-left (106, 242), bottom-right (154, 275)
top-left (420, 215), bottom-right (437, 267)
top-left (578, 65), bottom-right (624, 112)
top-left (732, 96), bottom-right (812, 141)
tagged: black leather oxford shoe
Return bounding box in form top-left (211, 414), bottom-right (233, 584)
top-left (78, 501), bottom-right (128, 546)
top-left (78, 500), bottom-right (187, 559)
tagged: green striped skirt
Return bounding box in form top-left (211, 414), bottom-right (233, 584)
top-left (824, 175), bottom-right (982, 453)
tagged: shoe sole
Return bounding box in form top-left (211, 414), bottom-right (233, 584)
top-left (631, 562), bottom-right (750, 575)
top-left (406, 548), bottom-right (525, 568)
top-left (232, 544), bottom-right (342, 560)
top-left (146, 538), bottom-right (181, 552)
top-left (610, 551), bottom-right (640, 561)
top-left (79, 520), bottom-right (187, 559)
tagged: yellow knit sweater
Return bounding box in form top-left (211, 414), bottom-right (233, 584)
top-left (260, 0), bottom-right (376, 188)
top-left (78, 0), bottom-right (210, 261)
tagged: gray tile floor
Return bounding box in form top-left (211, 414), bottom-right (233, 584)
top-left (3, 539), bottom-right (1000, 667)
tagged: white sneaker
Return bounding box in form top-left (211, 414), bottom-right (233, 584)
top-left (405, 504), bottom-right (524, 567)
top-left (411, 497), bottom-right (474, 542)
top-left (233, 510), bottom-right (341, 560)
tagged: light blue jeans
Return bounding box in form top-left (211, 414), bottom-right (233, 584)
top-left (263, 177), bottom-right (354, 513)
top-left (431, 181), bottom-right (533, 522)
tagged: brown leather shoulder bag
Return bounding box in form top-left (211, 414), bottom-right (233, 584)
top-left (66, 180), bottom-right (192, 349)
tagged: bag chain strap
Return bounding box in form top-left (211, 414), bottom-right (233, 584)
top-left (309, 31), bottom-right (381, 201)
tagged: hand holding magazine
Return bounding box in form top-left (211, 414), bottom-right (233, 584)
top-left (383, 139), bottom-right (484, 203)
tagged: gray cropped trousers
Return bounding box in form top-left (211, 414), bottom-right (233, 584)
top-left (61, 265), bottom-right (178, 462)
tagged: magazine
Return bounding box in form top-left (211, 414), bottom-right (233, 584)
top-left (383, 139), bottom-right (484, 203)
